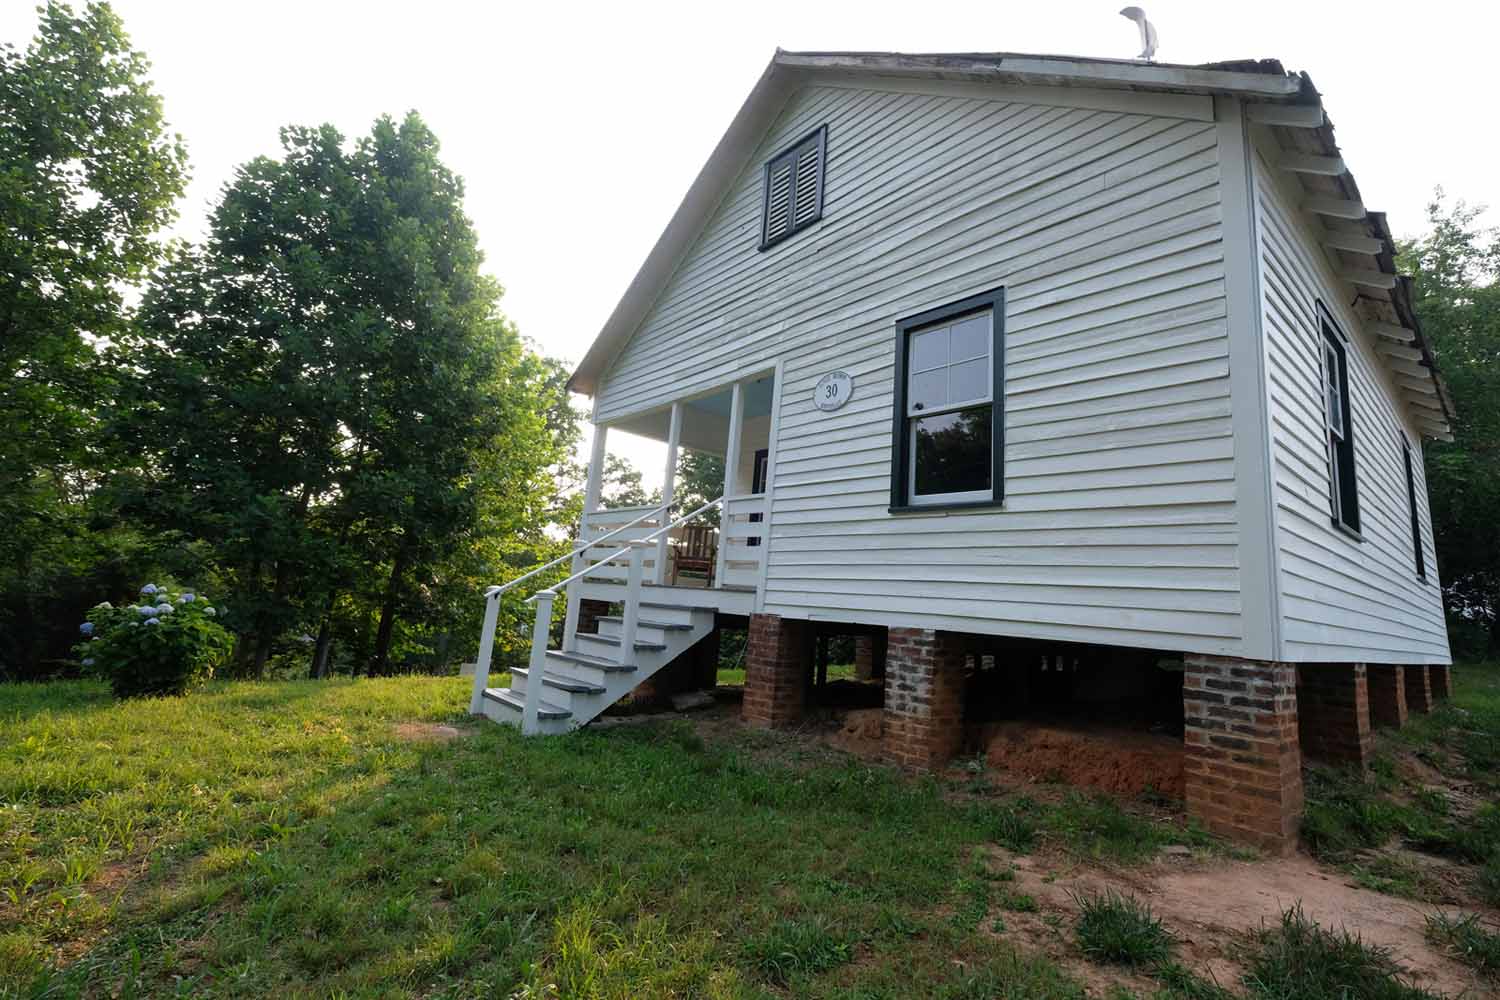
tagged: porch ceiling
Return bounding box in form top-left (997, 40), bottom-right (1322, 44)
top-left (607, 376), bottom-right (775, 453)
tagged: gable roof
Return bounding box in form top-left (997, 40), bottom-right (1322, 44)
top-left (569, 50), bottom-right (1452, 439)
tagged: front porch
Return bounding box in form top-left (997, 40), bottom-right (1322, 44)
top-left (564, 372), bottom-right (776, 634)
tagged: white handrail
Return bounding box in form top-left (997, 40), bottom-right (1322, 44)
top-left (470, 494), bottom-right (731, 732)
top-left (488, 502), bottom-right (670, 599)
top-left (526, 496), bottom-right (725, 603)
top-left (466, 500), bottom-right (668, 715)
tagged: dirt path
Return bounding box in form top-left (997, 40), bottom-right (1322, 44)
top-left (1000, 849), bottom-right (1488, 998)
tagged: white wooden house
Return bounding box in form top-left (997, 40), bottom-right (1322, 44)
top-left (470, 51), bottom-right (1455, 850)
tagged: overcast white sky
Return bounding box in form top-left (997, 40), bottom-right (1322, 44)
top-left (6, 1), bottom-right (1496, 488)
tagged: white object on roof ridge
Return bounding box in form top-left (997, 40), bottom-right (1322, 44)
top-left (1119, 6), bottom-right (1159, 61)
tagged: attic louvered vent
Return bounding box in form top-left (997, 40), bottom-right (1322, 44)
top-left (759, 125), bottom-right (827, 250)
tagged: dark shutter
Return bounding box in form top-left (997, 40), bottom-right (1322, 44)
top-left (1403, 438), bottom-right (1426, 579)
top-left (760, 126), bottom-right (827, 250)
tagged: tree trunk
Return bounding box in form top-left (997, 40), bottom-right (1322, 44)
top-left (309, 587), bottom-right (339, 678)
top-left (370, 548), bottom-right (409, 675)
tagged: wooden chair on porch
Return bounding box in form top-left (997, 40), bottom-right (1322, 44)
top-left (670, 524), bottom-right (717, 588)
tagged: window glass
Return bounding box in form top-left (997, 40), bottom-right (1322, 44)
top-left (1324, 341), bottom-right (1344, 438)
top-left (905, 312), bottom-right (992, 417)
top-left (912, 406), bottom-right (992, 499)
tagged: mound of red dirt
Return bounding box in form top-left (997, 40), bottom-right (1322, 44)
top-left (978, 721), bottom-right (1184, 799)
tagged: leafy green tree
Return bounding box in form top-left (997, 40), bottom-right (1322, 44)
top-left (1397, 191), bottom-right (1500, 654)
top-left (119, 113), bottom-right (573, 676)
top-left (599, 454), bottom-right (661, 509)
top-left (0, 2), bottom-right (186, 676)
top-left (676, 449), bottom-right (725, 525)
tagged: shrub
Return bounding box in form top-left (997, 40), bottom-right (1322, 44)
top-left (73, 583), bottom-right (233, 698)
top-left (1072, 890), bottom-right (1175, 967)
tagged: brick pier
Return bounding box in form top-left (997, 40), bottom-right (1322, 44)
top-left (1183, 654), bottom-right (1303, 854)
top-left (1367, 665), bottom-right (1407, 729)
top-left (883, 628), bottom-right (966, 771)
top-left (1296, 663), bottom-right (1371, 767)
top-left (1404, 664), bottom-right (1435, 714)
top-left (742, 613), bottom-right (809, 728)
top-left (1429, 664), bottom-right (1453, 701)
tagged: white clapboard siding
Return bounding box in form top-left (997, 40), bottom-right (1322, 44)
top-left (592, 82), bottom-right (1243, 655)
top-left (1252, 151), bottom-right (1450, 664)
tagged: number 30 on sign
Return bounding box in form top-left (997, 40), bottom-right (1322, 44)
top-left (813, 371), bottom-right (853, 412)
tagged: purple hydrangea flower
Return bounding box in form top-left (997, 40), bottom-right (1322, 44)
top-left (79, 622), bottom-right (94, 636)
top-left (146, 618), bottom-right (160, 626)
top-left (141, 583), bottom-right (158, 595)
top-left (82, 658), bottom-right (95, 667)
top-left (156, 603), bottom-right (174, 614)
top-left (181, 593), bottom-right (196, 603)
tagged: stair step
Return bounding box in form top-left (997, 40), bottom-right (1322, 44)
top-left (482, 687), bottom-right (571, 720)
top-left (545, 649), bottom-right (638, 672)
top-left (576, 633), bottom-right (667, 652)
top-left (596, 615), bottom-right (694, 632)
top-left (512, 667), bottom-right (605, 695)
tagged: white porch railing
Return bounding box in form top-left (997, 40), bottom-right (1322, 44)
top-left (469, 496), bottom-right (731, 733)
top-left (716, 494), bottom-right (768, 589)
top-left (465, 501), bottom-right (668, 715)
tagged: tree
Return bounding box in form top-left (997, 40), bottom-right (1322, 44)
top-left (0, 2), bottom-right (187, 676)
top-left (1397, 191), bottom-right (1500, 654)
top-left (676, 449), bottom-right (725, 525)
top-left (118, 113), bottom-right (573, 676)
top-left (599, 454), bottom-right (661, 509)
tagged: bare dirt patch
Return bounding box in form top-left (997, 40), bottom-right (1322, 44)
top-left (991, 848), bottom-right (1488, 998)
top-left (976, 721), bottom-right (1184, 799)
top-left (392, 722), bottom-right (463, 742)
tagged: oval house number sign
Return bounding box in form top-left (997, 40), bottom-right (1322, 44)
top-left (813, 371), bottom-right (853, 412)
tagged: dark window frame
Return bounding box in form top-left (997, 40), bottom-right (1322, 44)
top-left (1319, 303), bottom-right (1361, 537)
top-left (889, 287), bottom-right (1006, 514)
top-left (758, 125), bottom-right (827, 251)
top-left (1401, 435), bottom-right (1427, 580)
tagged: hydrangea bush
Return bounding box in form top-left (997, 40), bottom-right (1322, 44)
top-left (73, 584), bottom-right (234, 698)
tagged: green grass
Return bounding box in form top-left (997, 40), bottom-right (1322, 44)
top-left (1301, 663), bottom-right (1500, 904)
top-left (1072, 890), bottom-right (1174, 967)
top-left (1244, 906), bottom-right (1442, 999)
top-left (0, 677), bottom-right (1211, 999)
top-left (714, 663), bottom-right (856, 688)
top-left (1425, 911), bottom-right (1500, 980)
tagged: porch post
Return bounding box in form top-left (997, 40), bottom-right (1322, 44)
top-left (716, 382), bottom-right (745, 588)
top-left (563, 423), bottom-right (609, 648)
top-left (656, 403), bottom-right (682, 584)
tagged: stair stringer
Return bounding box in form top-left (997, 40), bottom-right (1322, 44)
top-left (479, 602), bottom-right (717, 732)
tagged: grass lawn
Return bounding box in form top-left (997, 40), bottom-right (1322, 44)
top-left (1, 669), bottom-right (1489, 998)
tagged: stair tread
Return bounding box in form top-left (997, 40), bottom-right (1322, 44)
top-left (512, 667), bottom-right (605, 694)
top-left (576, 633), bottom-right (667, 652)
top-left (596, 615), bottom-right (693, 631)
top-left (482, 687), bottom-right (571, 719)
top-left (545, 649), bottom-right (638, 672)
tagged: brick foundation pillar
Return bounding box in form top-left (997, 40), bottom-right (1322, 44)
top-left (1367, 665), bottom-right (1407, 729)
top-left (743, 614), bottom-right (809, 727)
top-left (854, 631), bottom-right (887, 681)
top-left (883, 628), bottom-right (966, 771)
top-left (1295, 663), bottom-right (1371, 767)
top-left (1429, 664), bottom-right (1453, 701)
top-left (576, 598), bottom-right (610, 635)
top-left (1404, 664), bottom-right (1434, 714)
top-left (1183, 654), bottom-right (1304, 854)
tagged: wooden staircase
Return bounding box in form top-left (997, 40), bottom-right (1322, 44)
top-left (476, 600), bottom-right (716, 734)
top-left (467, 498), bottom-right (744, 735)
